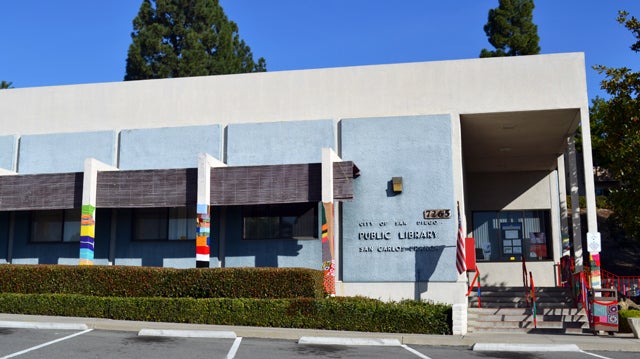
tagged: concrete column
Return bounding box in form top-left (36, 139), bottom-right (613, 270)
top-left (450, 113), bottom-right (469, 335)
top-left (196, 153), bottom-right (225, 268)
top-left (566, 137), bottom-right (583, 271)
top-left (579, 107), bottom-right (598, 234)
top-left (557, 154), bottom-right (570, 256)
top-left (579, 107), bottom-right (601, 291)
top-left (80, 158), bottom-right (118, 265)
top-left (452, 303), bottom-right (468, 335)
top-left (322, 147), bottom-right (341, 295)
top-left (549, 170), bottom-right (561, 264)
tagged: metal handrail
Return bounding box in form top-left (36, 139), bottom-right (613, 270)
top-left (529, 271), bottom-right (537, 328)
top-left (522, 255), bottom-right (530, 306)
top-left (465, 265), bottom-right (481, 308)
top-left (601, 269), bottom-right (640, 297)
top-left (580, 271), bottom-right (591, 326)
top-left (522, 255), bottom-right (537, 328)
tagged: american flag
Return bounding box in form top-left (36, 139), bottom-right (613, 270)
top-left (456, 203), bottom-right (467, 274)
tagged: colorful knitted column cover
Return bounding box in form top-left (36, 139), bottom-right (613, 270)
top-left (321, 202), bottom-right (335, 294)
top-left (590, 253), bottom-right (601, 289)
top-left (196, 204), bottom-right (211, 268)
top-left (79, 204), bottom-right (96, 265)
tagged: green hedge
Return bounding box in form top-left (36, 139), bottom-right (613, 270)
top-left (0, 293), bottom-right (452, 335)
top-left (619, 309), bottom-right (640, 333)
top-left (0, 265), bottom-right (325, 299)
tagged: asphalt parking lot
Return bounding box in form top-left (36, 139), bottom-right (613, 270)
top-left (1, 325), bottom-right (639, 359)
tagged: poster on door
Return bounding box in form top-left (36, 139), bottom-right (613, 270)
top-left (529, 232), bottom-right (547, 259)
top-left (500, 222), bottom-right (523, 257)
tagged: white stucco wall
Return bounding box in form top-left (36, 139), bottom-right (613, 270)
top-left (466, 171), bottom-right (554, 210)
top-left (476, 261), bottom-right (558, 287)
top-left (0, 53), bottom-right (588, 136)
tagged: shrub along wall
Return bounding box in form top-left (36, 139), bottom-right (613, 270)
top-left (0, 265), bottom-right (453, 334)
top-left (619, 309), bottom-right (640, 333)
top-left (0, 265), bottom-right (325, 299)
top-left (0, 293), bottom-right (452, 335)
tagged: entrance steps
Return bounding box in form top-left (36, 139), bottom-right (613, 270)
top-left (467, 286), bottom-right (589, 333)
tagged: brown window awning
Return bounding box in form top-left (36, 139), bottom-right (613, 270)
top-left (210, 161), bottom-right (359, 206)
top-left (0, 172), bottom-right (83, 211)
top-left (0, 162), bottom-right (358, 210)
top-left (96, 168), bottom-right (197, 208)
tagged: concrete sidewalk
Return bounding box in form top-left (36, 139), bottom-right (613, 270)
top-left (1, 313), bottom-right (639, 352)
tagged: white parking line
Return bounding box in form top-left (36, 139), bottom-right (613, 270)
top-left (297, 337), bottom-right (431, 358)
top-left (401, 344), bottom-right (433, 359)
top-left (579, 350), bottom-right (614, 359)
top-left (0, 328), bottom-right (93, 359)
top-left (226, 337), bottom-right (242, 359)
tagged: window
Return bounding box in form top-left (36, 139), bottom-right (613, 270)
top-left (133, 207), bottom-right (196, 241)
top-left (472, 210), bottom-right (551, 262)
top-left (242, 203), bottom-right (318, 240)
top-left (30, 209), bottom-right (80, 243)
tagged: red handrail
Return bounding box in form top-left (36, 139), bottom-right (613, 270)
top-left (465, 265), bottom-right (481, 308)
top-left (601, 269), bottom-right (640, 297)
top-left (522, 255), bottom-right (530, 306)
top-left (580, 271), bottom-right (591, 325)
top-left (530, 272), bottom-right (537, 328)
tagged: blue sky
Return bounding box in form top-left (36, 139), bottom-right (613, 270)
top-left (1, 1), bottom-right (639, 100)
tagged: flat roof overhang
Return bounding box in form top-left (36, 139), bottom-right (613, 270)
top-left (461, 109), bottom-right (581, 173)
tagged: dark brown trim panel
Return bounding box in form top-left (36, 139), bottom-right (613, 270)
top-left (0, 173), bottom-right (83, 210)
top-left (96, 169), bottom-right (197, 208)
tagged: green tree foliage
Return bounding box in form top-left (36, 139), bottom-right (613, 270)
top-left (124, 0), bottom-right (266, 81)
top-left (480, 0), bottom-right (540, 57)
top-left (0, 80), bottom-right (13, 89)
top-left (591, 11), bottom-right (640, 240)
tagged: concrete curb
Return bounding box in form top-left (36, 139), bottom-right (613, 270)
top-left (298, 336), bottom-right (402, 346)
top-left (472, 343), bottom-right (580, 352)
top-left (0, 320), bottom-right (89, 330)
top-left (138, 329), bottom-right (237, 339)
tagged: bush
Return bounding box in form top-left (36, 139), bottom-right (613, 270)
top-left (0, 265), bottom-right (325, 299)
top-left (0, 293), bottom-right (452, 334)
top-left (566, 195), bottom-right (611, 209)
top-left (0, 265), bottom-right (453, 334)
top-left (619, 309), bottom-right (640, 333)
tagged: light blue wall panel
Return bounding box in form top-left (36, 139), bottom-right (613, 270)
top-left (340, 115), bottom-right (457, 282)
top-left (226, 119), bottom-right (335, 165)
top-left (112, 208), bottom-right (216, 268)
top-left (119, 125), bottom-right (221, 170)
top-left (221, 207), bottom-right (321, 269)
top-left (10, 209), bottom-right (111, 265)
top-left (18, 131), bottom-right (116, 174)
top-left (0, 135), bottom-right (17, 171)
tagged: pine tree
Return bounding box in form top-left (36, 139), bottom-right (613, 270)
top-left (0, 80), bottom-right (13, 89)
top-left (124, 0), bottom-right (266, 81)
top-left (480, 0), bottom-right (540, 57)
